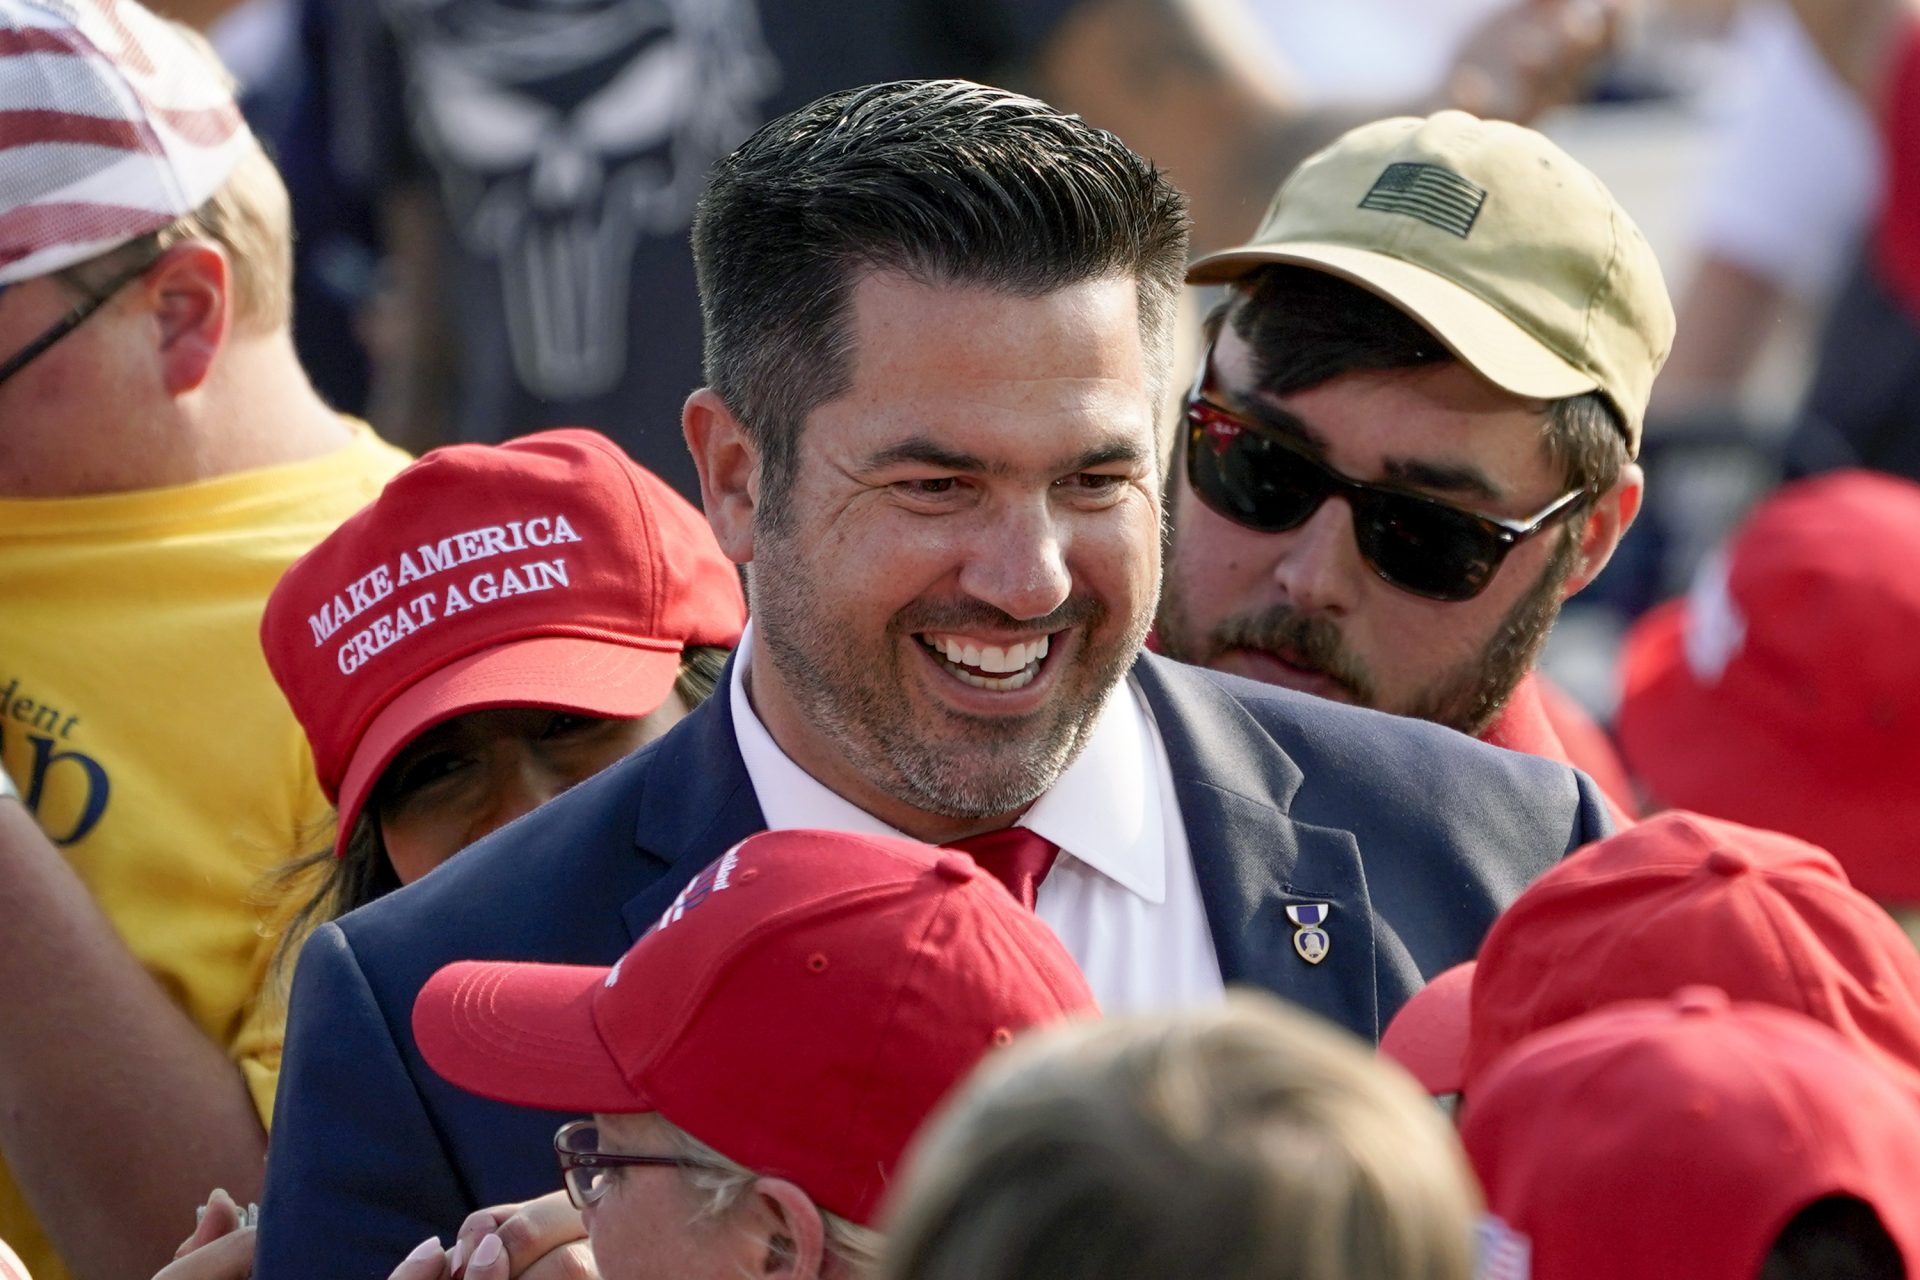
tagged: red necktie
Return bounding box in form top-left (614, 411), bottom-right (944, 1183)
top-left (945, 827), bottom-right (1059, 910)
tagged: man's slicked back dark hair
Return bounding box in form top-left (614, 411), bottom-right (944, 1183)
top-left (692, 78), bottom-right (1191, 529)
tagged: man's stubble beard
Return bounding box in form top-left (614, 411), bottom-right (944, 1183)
top-left (750, 526), bottom-right (1155, 821)
top-left (1158, 529), bottom-right (1579, 738)
top-left (1401, 533), bottom-right (1579, 735)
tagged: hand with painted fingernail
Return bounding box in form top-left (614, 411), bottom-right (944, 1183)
top-left (387, 1235), bottom-right (453, 1280)
top-left (446, 1193), bottom-right (592, 1280)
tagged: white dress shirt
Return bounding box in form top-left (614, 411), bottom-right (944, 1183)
top-left (728, 622), bottom-right (1225, 1012)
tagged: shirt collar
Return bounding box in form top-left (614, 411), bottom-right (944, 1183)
top-left (1478, 672), bottom-right (1568, 764)
top-left (728, 621), bottom-right (1166, 903)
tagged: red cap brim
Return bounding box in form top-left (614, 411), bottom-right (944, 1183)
top-left (413, 959), bottom-right (652, 1114)
top-left (1380, 961), bottom-right (1475, 1096)
top-left (333, 635), bottom-right (683, 856)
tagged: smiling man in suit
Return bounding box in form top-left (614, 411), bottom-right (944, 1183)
top-left (255, 79), bottom-right (1610, 1279)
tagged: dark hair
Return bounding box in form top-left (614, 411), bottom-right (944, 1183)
top-left (1220, 267), bottom-right (1629, 500)
top-left (691, 78), bottom-right (1191, 530)
top-left (264, 645), bottom-right (734, 985)
top-left (1759, 1197), bottom-right (1904, 1280)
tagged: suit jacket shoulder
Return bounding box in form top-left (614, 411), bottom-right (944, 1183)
top-left (1133, 653), bottom-right (1609, 1037)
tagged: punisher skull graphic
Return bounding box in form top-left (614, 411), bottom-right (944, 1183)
top-left (387, 0), bottom-right (777, 399)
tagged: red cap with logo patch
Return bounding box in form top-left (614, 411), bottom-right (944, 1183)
top-left (411, 828), bottom-right (1099, 1225)
top-left (1462, 989), bottom-right (1920, 1280)
top-left (260, 428), bottom-right (744, 856)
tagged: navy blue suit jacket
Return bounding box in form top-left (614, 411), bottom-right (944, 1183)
top-left (254, 654), bottom-right (1608, 1277)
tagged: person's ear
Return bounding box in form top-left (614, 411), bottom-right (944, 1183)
top-left (142, 241), bottom-right (230, 396)
top-left (745, 1177), bottom-right (826, 1278)
top-left (684, 387), bottom-right (760, 565)
top-left (1563, 460), bottom-right (1643, 597)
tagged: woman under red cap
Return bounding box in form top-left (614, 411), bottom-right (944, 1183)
top-left (256, 427), bottom-right (745, 994)
top-left (155, 431), bottom-right (746, 1280)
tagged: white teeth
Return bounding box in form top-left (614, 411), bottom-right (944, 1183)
top-left (923, 633), bottom-right (1053, 685)
top-left (952, 665), bottom-right (1039, 692)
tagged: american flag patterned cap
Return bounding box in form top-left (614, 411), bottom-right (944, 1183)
top-left (0, 0), bottom-right (252, 286)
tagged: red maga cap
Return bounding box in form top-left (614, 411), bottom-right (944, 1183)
top-left (1460, 811), bottom-right (1920, 1101)
top-left (260, 429), bottom-right (744, 855)
top-left (1462, 989), bottom-right (1920, 1280)
top-left (1617, 470), bottom-right (1920, 902)
top-left (411, 828), bottom-right (1099, 1225)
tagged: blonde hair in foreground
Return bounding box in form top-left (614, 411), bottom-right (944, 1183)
top-left (878, 994), bottom-right (1481, 1280)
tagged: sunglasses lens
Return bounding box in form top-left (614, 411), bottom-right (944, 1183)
top-left (1355, 499), bottom-right (1502, 602)
top-left (1186, 399), bottom-right (1515, 602)
top-left (1187, 411), bottom-right (1328, 534)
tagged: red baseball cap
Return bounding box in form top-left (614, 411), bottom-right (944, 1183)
top-left (411, 828), bottom-right (1099, 1225)
top-left (1617, 470), bottom-right (1920, 901)
top-left (1462, 988), bottom-right (1920, 1280)
top-left (261, 429), bottom-right (745, 855)
top-left (1459, 811), bottom-right (1920, 1100)
top-left (1379, 961), bottom-right (1475, 1096)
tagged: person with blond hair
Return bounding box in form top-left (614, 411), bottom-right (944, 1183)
top-left (0, 2), bottom-right (410, 1277)
top-left (880, 994), bottom-right (1482, 1280)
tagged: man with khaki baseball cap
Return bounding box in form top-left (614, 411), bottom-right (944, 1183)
top-left (1158, 111), bottom-right (1672, 808)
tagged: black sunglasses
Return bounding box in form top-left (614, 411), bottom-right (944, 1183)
top-left (1182, 342), bottom-right (1588, 602)
top-left (0, 250), bottom-right (165, 389)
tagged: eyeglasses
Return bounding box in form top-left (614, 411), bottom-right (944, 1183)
top-left (0, 251), bottom-right (165, 389)
top-left (554, 1119), bottom-right (718, 1210)
top-left (1182, 341), bottom-right (1588, 602)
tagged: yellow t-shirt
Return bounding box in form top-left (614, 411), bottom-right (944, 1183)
top-left (0, 423), bottom-right (409, 1280)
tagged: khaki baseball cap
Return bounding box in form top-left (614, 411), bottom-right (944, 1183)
top-left (1187, 111), bottom-right (1674, 457)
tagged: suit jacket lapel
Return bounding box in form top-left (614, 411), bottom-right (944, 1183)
top-left (619, 653), bottom-right (767, 939)
top-left (1133, 654), bottom-right (1384, 1040)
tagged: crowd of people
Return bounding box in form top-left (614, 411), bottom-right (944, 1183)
top-left (4, 1), bottom-right (1919, 1278)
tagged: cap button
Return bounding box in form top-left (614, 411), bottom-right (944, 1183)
top-left (1673, 986), bottom-right (1730, 1017)
top-left (1705, 849), bottom-right (1751, 876)
top-left (934, 853), bottom-right (974, 883)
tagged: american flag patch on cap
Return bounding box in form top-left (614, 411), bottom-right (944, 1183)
top-left (0, 0), bottom-right (251, 285)
top-left (1359, 162), bottom-right (1486, 238)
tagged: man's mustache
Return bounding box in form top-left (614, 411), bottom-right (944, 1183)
top-left (1210, 605), bottom-right (1374, 704)
top-left (895, 595), bottom-right (1105, 637)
